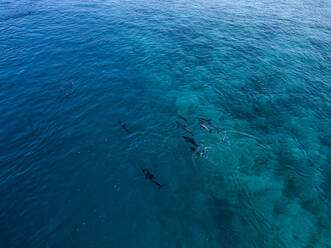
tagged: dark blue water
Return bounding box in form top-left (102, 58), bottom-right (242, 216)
top-left (1, 0), bottom-right (330, 247)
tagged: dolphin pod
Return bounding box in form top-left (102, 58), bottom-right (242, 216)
top-left (118, 115), bottom-right (222, 189)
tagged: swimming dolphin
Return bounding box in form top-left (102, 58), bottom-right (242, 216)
top-left (118, 120), bottom-right (131, 134)
top-left (183, 136), bottom-right (199, 147)
top-left (198, 118), bottom-right (220, 132)
top-left (190, 146), bottom-right (197, 152)
top-left (176, 121), bottom-right (194, 136)
top-left (199, 123), bottom-right (212, 134)
top-left (178, 115), bottom-right (188, 123)
top-left (141, 168), bottom-right (165, 189)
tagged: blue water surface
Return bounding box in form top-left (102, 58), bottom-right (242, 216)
top-left (0, 0), bottom-right (330, 247)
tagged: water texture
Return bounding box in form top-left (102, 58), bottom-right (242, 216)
top-left (0, 0), bottom-right (330, 247)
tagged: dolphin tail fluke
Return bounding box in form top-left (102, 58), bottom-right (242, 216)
top-left (209, 129), bottom-right (212, 134)
top-left (158, 184), bottom-right (166, 189)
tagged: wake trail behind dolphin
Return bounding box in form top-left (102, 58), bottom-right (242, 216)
top-left (191, 146), bottom-right (208, 171)
top-left (219, 129), bottom-right (266, 149)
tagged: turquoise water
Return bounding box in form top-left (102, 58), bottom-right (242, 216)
top-left (1, 0), bottom-right (330, 247)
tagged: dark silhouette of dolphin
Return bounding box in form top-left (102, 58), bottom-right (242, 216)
top-left (141, 168), bottom-right (165, 189)
top-left (178, 115), bottom-right (188, 123)
top-left (198, 118), bottom-right (220, 133)
top-left (176, 121), bottom-right (194, 136)
top-left (118, 120), bottom-right (131, 134)
top-left (190, 146), bottom-right (197, 152)
top-left (183, 136), bottom-right (199, 147)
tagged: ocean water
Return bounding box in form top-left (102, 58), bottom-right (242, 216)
top-left (0, 0), bottom-right (330, 247)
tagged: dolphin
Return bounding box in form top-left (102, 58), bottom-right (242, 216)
top-left (183, 136), bottom-right (199, 147)
top-left (200, 123), bottom-right (212, 133)
top-left (178, 115), bottom-right (188, 123)
top-left (118, 120), bottom-right (131, 134)
top-left (176, 121), bottom-right (194, 136)
top-left (198, 118), bottom-right (220, 133)
top-left (190, 146), bottom-right (197, 152)
top-left (141, 168), bottom-right (165, 189)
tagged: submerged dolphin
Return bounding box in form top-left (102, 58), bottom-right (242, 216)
top-left (198, 118), bottom-right (220, 133)
top-left (190, 146), bottom-right (197, 152)
top-left (182, 136), bottom-right (199, 147)
top-left (178, 115), bottom-right (188, 123)
top-left (141, 168), bottom-right (165, 189)
top-left (118, 120), bottom-right (131, 134)
top-left (176, 121), bottom-right (194, 136)
top-left (200, 123), bottom-right (212, 134)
